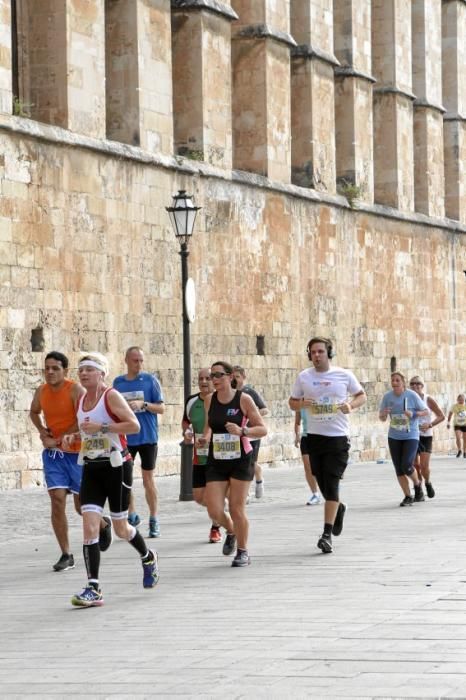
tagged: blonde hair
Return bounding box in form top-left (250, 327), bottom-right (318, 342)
top-left (79, 352), bottom-right (109, 377)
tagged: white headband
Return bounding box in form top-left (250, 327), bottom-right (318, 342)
top-left (78, 360), bottom-right (106, 373)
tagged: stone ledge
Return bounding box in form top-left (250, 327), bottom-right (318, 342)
top-left (1, 114), bottom-right (465, 234)
top-left (373, 86), bottom-right (417, 101)
top-left (233, 24), bottom-right (297, 48)
top-left (171, 0), bottom-right (238, 20)
top-left (334, 66), bottom-right (376, 83)
top-left (413, 98), bottom-right (446, 114)
top-left (292, 43), bottom-right (340, 68)
top-left (444, 112), bottom-right (466, 122)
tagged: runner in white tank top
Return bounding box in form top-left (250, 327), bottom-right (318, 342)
top-left (409, 375), bottom-right (445, 499)
top-left (62, 353), bottom-right (159, 608)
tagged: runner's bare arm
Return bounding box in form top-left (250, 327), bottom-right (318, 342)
top-left (80, 389), bottom-right (140, 435)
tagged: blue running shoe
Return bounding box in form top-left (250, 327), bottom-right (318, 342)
top-left (148, 517), bottom-right (160, 538)
top-left (71, 585), bottom-right (104, 607)
top-left (142, 550), bottom-right (159, 588)
top-left (128, 513), bottom-right (141, 527)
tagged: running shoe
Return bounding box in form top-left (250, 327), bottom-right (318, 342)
top-left (332, 502), bottom-right (347, 536)
top-left (222, 533), bottom-right (237, 556)
top-left (317, 534), bottom-right (333, 554)
top-left (142, 550), bottom-right (159, 588)
top-left (306, 493), bottom-right (322, 506)
top-left (53, 553), bottom-right (75, 572)
top-left (128, 513), bottom-right (141, 527)
top-left (71, 585), bottom-right (104, 607)
top-left (456, 450), bottom-right (462, 458)
top-left (148, 517), bottom-right (161, 538)
top-left (414, 486), bottom-right (425, 502)
top-left (425, 482), bottom-right (435, 499)
top-left (255, 480), bottom-right (264, 498)
top-left (209, 526), bottom-right (222, 543)
top-left (400, 495), bottom-right (414, 506)
top-left (231, 550), bottom-right (250, 567)
top-left (98, 516), bottom-right (112, 552)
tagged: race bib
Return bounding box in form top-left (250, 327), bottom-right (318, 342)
top-left (306, 396), bottom-right (339, 422)
top-left (82, 434), bottom-right (112, 459)
top-left (213, 433), bottom-right (241, 460)
top-left (390, 414), bottom-right (409, 432)
top-left (195, 433), bottom-right (209, 457)
top-left (120, 390), bottom-right (145, 413)
top-left (456, 410), bottom-right (466, 426)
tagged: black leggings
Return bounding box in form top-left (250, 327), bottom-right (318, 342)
top-left (388, 438), bottom-right (418, 477)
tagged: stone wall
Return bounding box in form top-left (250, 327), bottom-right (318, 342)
top-left (0, 0), bottom-right (465, 489)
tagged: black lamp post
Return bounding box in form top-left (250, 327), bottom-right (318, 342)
top-left (166, 190), bottom-right (201, 501)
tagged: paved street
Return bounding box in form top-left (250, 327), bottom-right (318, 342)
top-left (1, 454), bottom-right (466, 699)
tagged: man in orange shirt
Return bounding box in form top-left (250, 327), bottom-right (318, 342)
top-left (30, 351), bottom-right (111, 571)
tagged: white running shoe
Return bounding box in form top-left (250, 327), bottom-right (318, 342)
top-left (306, 493), bottom-right (322, 506)
top-left (255, 480), bottom-right (264, 498)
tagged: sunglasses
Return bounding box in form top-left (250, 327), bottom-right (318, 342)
top-left (210, 371), bottom-right (229, 379)
top-left (410, 382), bottom-right (423, 386)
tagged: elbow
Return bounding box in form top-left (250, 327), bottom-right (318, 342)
top-left (127, 420), bottom-right (141, 435)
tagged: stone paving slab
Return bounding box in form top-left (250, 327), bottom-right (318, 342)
top-left (1, 455), bottom-right (466, 698)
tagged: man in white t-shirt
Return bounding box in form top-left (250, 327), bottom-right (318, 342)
top-left (289, 337), bottom-right (366, 554)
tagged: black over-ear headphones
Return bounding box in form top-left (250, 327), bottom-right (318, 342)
top-left (306, 337), bottom-right (334, 360)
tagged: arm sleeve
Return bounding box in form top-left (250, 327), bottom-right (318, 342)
top-left (290, 376), bottom-right (303, 399)
top-left (346, 371), bottom-right (364, 396)
top-left (151, 375), bottom-right (164, 403)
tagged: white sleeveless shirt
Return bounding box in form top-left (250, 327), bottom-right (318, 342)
top-left (77, 388), bottom-right (127, 460)
top-left (419, 394), bottom-right (433, 438)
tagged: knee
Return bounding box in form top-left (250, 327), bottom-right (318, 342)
top-left (112, 519), bottom-right (130, 540)
top-left (49, 493), bottom-right (66, 512)
top-left (143, 472), bottom-right (156, 489)
top-left (206, 501), bottom-right (223, 522)
top-left (193, 491), bottom-right (205, 506)
top-left (229, 503), bottom-right (246, 521)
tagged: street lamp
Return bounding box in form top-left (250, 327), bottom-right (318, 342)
top-left (166, 190), bottom-right (201, 501)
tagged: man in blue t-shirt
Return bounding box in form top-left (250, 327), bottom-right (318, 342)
top-left (113, 347), bottom-right (164, 538)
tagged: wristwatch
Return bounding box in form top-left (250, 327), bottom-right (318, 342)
top-left (242, 426), bottom-right (249, 437)
top-left (101, 422), bottom-right (110, 434)
top-left (143, 401), bottom-right (148, 410)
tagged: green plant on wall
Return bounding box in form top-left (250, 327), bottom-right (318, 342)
top-left (13, 96), bottom-right (33, 118)
top-left (176, 147), bottom-right (204, 162)
top-left (337, 178), bottom-right (364, 208)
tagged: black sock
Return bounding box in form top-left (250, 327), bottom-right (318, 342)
top-left (83, 543), bottom-right (100, 581)
top-left (128, 529), bottom-right (149, 557)
top-left (323, 523), bottom-right (333, 537)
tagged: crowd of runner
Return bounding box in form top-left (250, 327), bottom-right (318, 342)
top-left (29, 338), bottom-right (458, 607)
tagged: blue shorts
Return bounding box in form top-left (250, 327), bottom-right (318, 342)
top-left (42, 450), bottom-right (82, 494)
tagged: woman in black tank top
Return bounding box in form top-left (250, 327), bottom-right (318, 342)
top-left (198, 361), bottom-right (267, 568)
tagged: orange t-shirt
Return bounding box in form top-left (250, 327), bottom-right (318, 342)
top-left (39, 379), bottom-right (80, 453)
